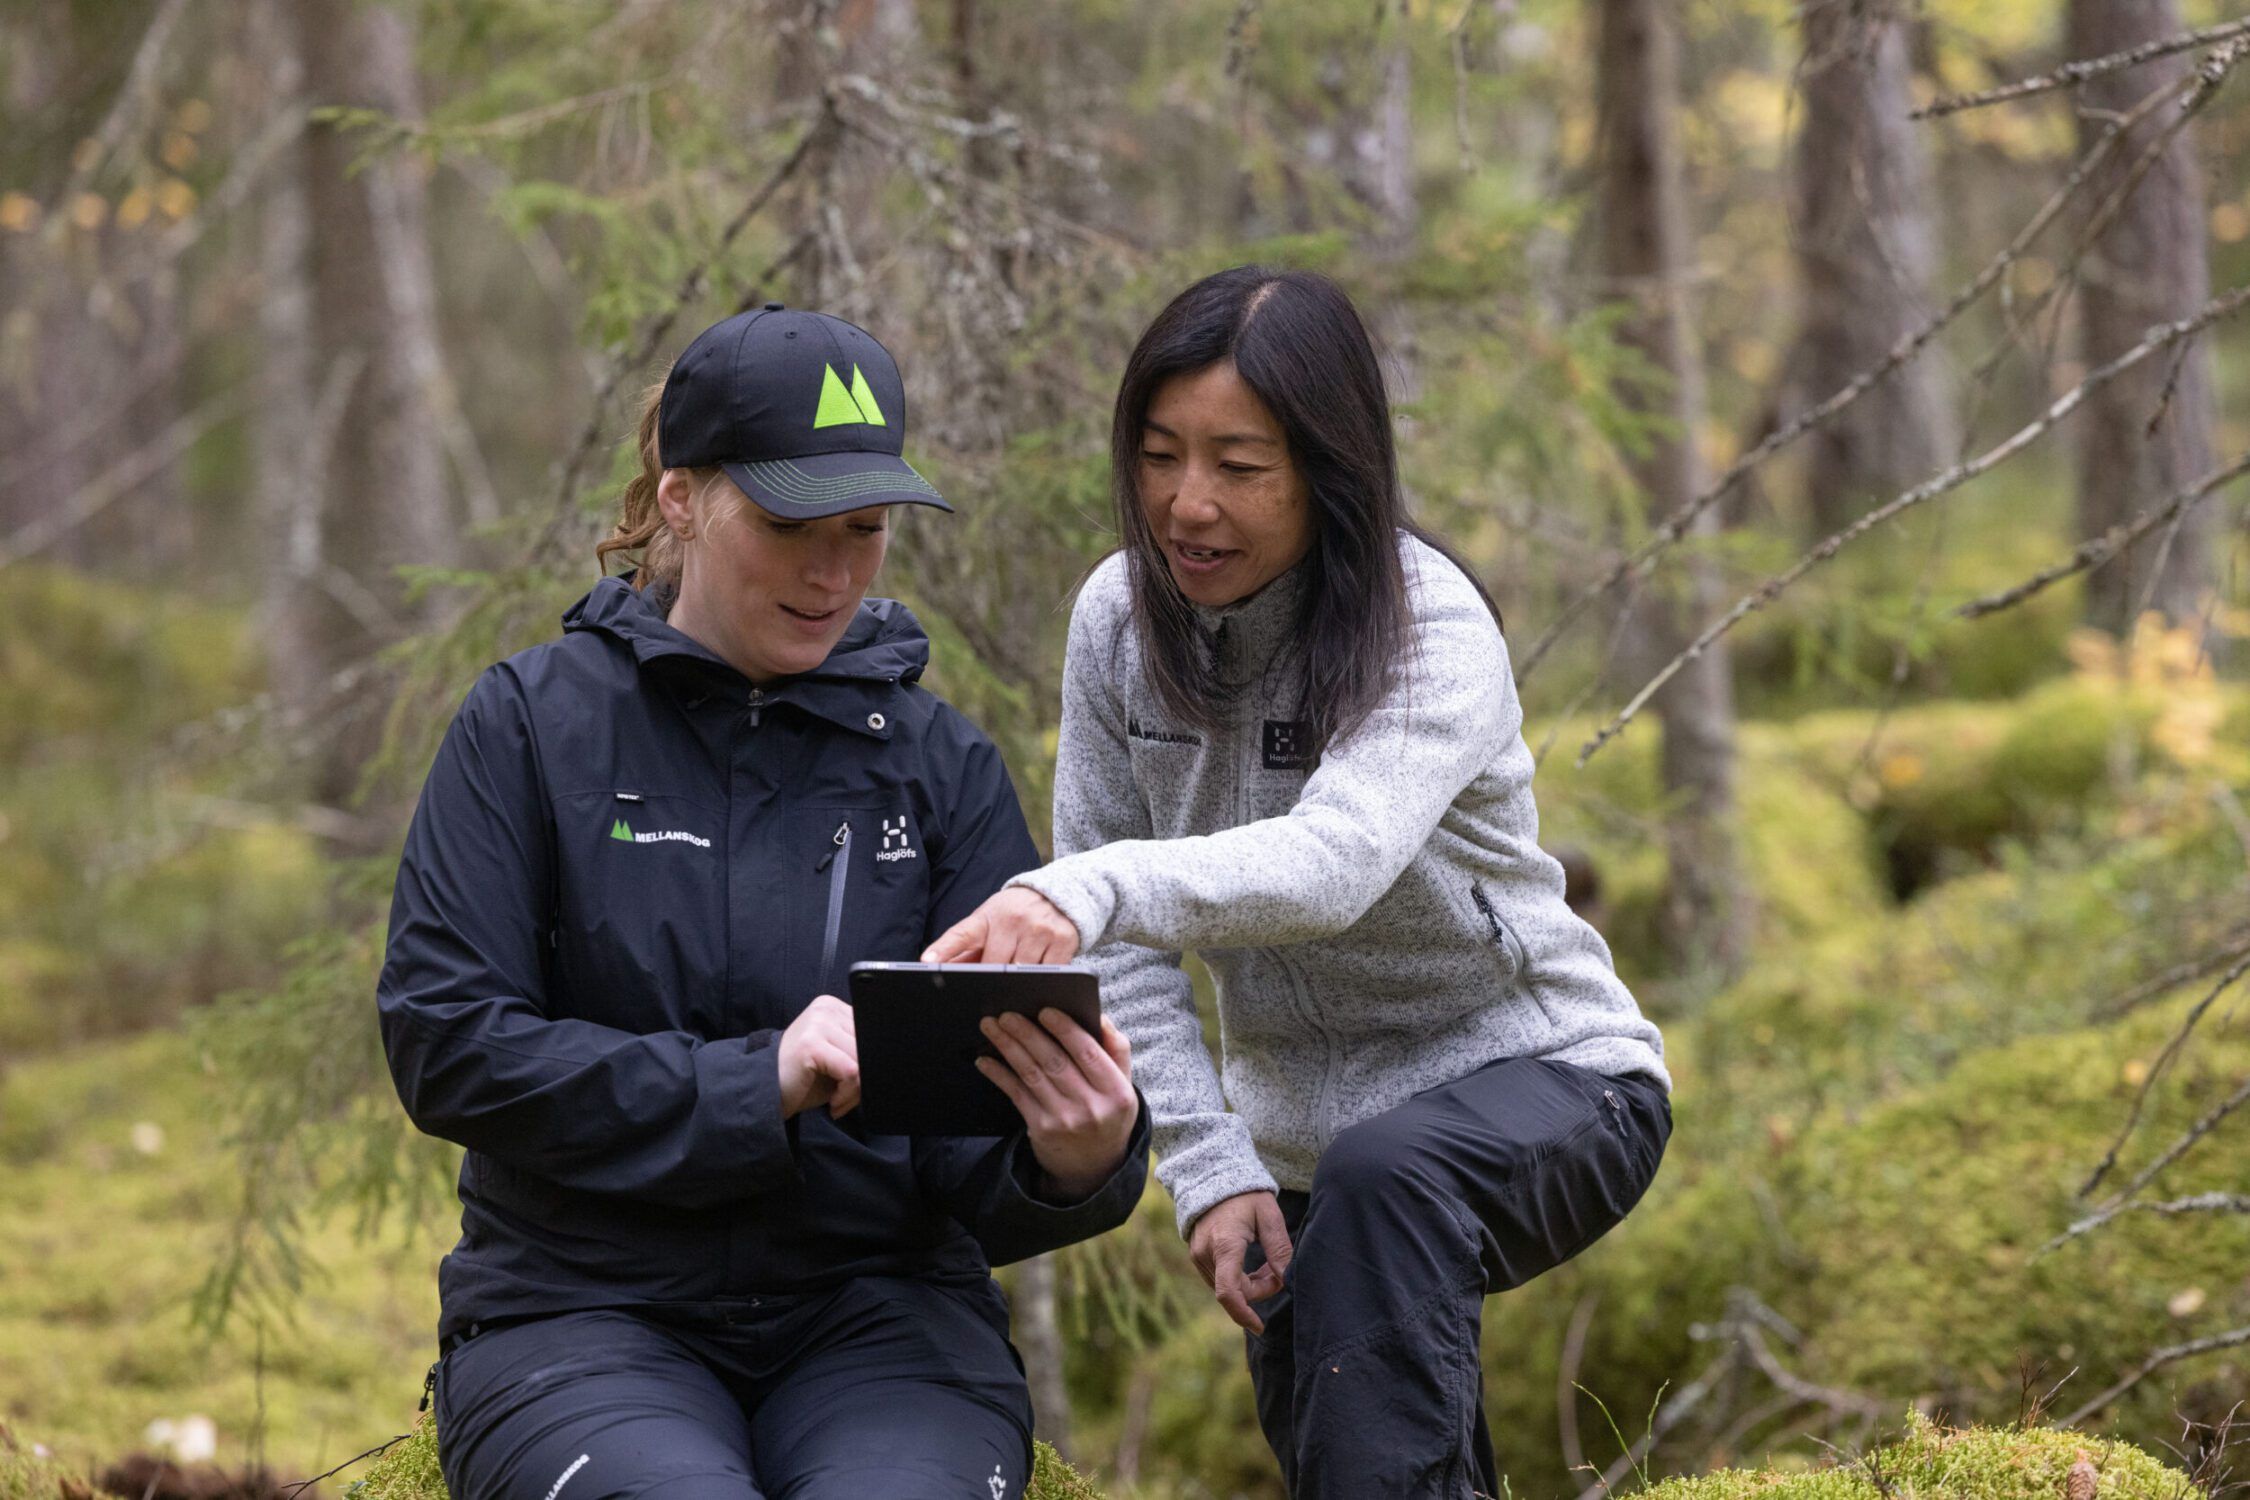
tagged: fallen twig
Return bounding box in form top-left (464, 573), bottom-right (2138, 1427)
top-left (2054, 1325), bottom-right (2250, 1429)
top-left (1953, 450), bottom-right (2250, 619)
top-left (2075, 948), bottom-right (2250, 1201)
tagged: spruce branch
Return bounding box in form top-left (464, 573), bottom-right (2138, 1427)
top-left (1913, 14), bottom-right (2250, 118)
top-left (1953, 450), bottom-right (2250, 620)
top-left (540, 105), bottom-right (832, 554)
top-left (2054, 1325), bottom-right (2250, 1430)
top-left (1515, 66), bottom-right (2185, 683)
top-left (1576, 283), bottom-right (2250, 765)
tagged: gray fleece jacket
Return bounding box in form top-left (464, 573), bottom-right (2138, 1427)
top-left (1010, 536), bottom-right (1668, 1236)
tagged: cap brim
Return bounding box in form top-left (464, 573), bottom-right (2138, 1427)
top-left (723, 452), bottom-right (952, 519)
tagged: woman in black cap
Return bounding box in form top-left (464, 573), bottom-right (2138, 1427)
top-left (379, 306), bottom-right (1148, 1500)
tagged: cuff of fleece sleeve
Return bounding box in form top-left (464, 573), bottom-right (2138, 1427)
top-left (1007, 861), bottom-right (1115, 956)
top-left (699, 1032), bottom-right (803, 1195)
top-left (1162, 1145), bottom-right (1281, 1239)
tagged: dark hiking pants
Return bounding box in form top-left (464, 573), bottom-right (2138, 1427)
top-left (1241, 1056), bottom-right (1671, 1500)
top-left (432, 1277), bottom-right (1032, 1500)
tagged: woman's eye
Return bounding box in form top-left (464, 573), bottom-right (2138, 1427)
top-left (852, 524), bottom-right (886, 537)
top-left (765, 520), bottom-right (806, 535)
top-left (1221, 463), bottom-right (1264, 476)
top-left (1140, 450), bottom-right (1177, 465)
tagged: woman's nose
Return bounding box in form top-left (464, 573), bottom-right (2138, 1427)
top-left (804, 545), bottom-right (852, 594)
top-left (1170, 470), bottom-right (1222, 526)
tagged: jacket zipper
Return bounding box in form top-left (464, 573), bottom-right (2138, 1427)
top-left (747, 689), bottom-right (766, 728)
top-left (1468, 881), bottom-right (1530, 977)
top-left (814, 818), bottom-right (851, 993)
top-left (1232, 684), bottom-right (1340, 1146)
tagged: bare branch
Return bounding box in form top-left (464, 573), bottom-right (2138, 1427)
top-left (0, 388), bottom-right (252, 571)
top-left (2110, 1191), bottom-right (2250, 1219)
top-left (1953, 450), bottom-right (2250, 619)
top-left (2048, 1072), bottom-right (2250, 1254)
top-left (1957, 38), bottom-right (2247, 402)
top-left (2055, 1325), bottom-right (2250, 1429)
top-left (2075, 948), bottom-right (2250, 1201)
top-left (1913, 14), bottom-right (2250, 118)
top-left (1577, 283), bottom-right (2250, 764)
top-left (1515, 65), bottom-right (2186, 682)
top-left (2093, 931), bottom-right (2250, 1020)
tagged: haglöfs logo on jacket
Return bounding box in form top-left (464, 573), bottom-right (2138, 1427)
top-left (876, 815), bottom-right (918, 863)
top-left (608, 817), bottom-right (711, 848)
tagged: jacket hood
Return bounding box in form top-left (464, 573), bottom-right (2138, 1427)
top-left (562, 574), bottom-right (930, 687)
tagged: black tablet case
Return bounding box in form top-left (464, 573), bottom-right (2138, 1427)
top-left (848, 962), bottom-right (1101, 1135)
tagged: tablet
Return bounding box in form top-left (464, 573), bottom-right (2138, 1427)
top-left (847, 961), bottom-right (1102, 1135)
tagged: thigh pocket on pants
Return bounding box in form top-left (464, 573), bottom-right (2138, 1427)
top-left (1496, 1064), bottom-right (1652, 1287)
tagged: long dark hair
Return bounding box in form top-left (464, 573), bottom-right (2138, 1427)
top-left (1110, 266), bottom-right (1501, 751)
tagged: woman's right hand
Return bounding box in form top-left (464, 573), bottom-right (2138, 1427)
top-left (776, 995), bottom-right (861, 1120)
top-left (1188, 1190), bottom-right (1294, 1334)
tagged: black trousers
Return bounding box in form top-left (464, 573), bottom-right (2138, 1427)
top-left (432, 1277), bottom-right (1032, 1500)
top-left (1241, 1057), bottom-right (1670, 1500)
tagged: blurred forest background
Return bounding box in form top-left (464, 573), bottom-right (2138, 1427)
top-left (3, 0), bottom-right (2249, 1496)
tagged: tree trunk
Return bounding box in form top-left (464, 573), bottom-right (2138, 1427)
top-left (254, 0), bottom-right (456, 804)
top-left (2065, 0), bottom-right (2217, 636)
top-left (1012, 1253), bottom-right (1074, 1461)
top-left (1593, 0), bottom-right (1748, 976)
top-left (1792, 0), bottom-right (1954, 536)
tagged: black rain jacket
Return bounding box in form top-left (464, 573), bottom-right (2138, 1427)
top-left (378, 576), bottom-right (1148, 1338)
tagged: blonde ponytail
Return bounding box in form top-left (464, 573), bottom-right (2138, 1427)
top-left (594, 383), bottom-right (725, 590)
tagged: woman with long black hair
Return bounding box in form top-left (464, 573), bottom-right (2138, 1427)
top-left (927, 267), bottom-right (1670, 1498)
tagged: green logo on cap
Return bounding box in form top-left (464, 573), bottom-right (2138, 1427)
top-left (610, 818), bottom-right (634, 841)
top-left (814, 364), bottom-right (886, 429)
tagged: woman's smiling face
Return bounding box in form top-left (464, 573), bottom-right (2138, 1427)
top-left (658, 471), bottom-right (891, 684)
top-left (1137, 360), bottom-right (1314, 609)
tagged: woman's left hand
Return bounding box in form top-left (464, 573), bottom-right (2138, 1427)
top-left (976, 1008), bottom-right (1137, 1201)
top-left (922, 887), bottom-right (1080, 965)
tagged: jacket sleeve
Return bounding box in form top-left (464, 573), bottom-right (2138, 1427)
top-left (1020, 586), bottom-right (1278, 1237)
top-left (1011, 553), bottom-right (1512, 959)
top-left (377, 665), bottom-right (800, 1209)
top-left (911, 705), bottom-right (1150, 1260)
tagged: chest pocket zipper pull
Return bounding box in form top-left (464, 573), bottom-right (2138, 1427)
top-left (748, 690), bottom-right (766, 728)
top-left (817, 820), bottom-right (851, 993)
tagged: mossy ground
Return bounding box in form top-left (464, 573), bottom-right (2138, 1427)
top-left (0, 1032), bottom-right (448, 1482)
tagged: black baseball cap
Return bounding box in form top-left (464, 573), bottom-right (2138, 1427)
top-left (657, 304), bottom-right (952, 518)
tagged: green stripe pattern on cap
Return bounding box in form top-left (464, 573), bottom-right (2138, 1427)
top-left (742, 458), bottom-right (943, 503)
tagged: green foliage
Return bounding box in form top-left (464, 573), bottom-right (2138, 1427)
top-left (0, 565), bottom-right (327, 1053)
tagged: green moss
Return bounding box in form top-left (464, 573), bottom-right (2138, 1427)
top-left (0, 1031), bottom-right (449, 1478)
top-left (1639, 1414), bottom-right (2190, 1500)
top-left (1478, 994), bottom-right (2250, 1489)
top-left (0, 1432), bottom-right (83, 1500)
top-left (350, 1418), bottom-right (1110, 1500)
